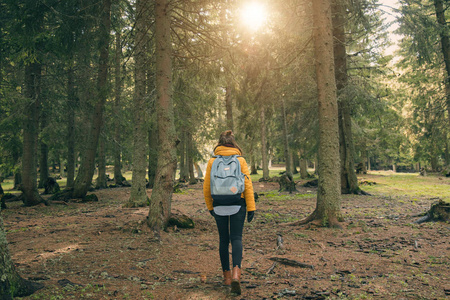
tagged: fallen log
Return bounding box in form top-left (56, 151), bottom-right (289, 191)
top-left (269, 257), bottom-right (314, 269)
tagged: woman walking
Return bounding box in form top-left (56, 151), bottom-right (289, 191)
top-left (203, 130), bottom-right (256, 295)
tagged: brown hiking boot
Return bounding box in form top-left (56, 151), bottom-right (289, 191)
top-left (223, 270), bottom-right (232, 285)
top-left (231, 266), bottom-right (241, 295)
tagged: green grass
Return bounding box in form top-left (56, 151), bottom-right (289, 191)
top-left (249, 167), bottom-right (315, 182)
top-left (360, 171), bottom-right (450, 201)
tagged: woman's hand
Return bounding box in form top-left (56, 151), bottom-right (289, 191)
top-left (247, 211), bottom-right (255, 222)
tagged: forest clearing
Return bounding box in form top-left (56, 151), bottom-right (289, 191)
top-left (2, 170), bottom-right (449, 300)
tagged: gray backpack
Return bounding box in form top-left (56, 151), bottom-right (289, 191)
top-left (210, 155), bottom-right (246, 205)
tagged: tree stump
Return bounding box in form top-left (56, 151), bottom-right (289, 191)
top-left (414, 199), bottom-right (450, 223)
top-left (419, 168), bottom-right (427, 176)
top-left (355, 162), bottom-right (366, 174)
top-left (278, 174), bottom-right (297, 193)
top-left (43, 177), bottom-right (60, 195)
top-left (168, 213), bottom-right (194, 228)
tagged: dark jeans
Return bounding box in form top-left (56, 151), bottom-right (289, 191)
top-left (214, 206), bottom-right (246, 271)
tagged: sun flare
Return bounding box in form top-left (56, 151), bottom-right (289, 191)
top-left (240, 2), bottom-right (267, 32)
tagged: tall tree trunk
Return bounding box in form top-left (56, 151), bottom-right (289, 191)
top-left (225, 85), bottom-right (234, 131)
top-left (38, 141), bottom-right (48, 188)
top-left (38, 109), bottom-right (48, 188)
top-left (296, 0), bottom-right (341, 228)
top-left (96, 132), bottom-right (107, 188)
top-left (147, 0), bottom-right (178, 232)
top-left (0, 209), bottom-right (42, 298)
top-left (147, 124), bottom-right (158, 188)
top-left (281, 98), bottom-right (292, 177)
top-left (113, 31), bottom-right (124, 185)
top-left (187, 132), bottom-right (197, 184)
top-left (434, 0), bottom-right (450, 136)
top-left (60, 155), bottom-right (65, 178)
top-left (179, 131), bottom-right (189, 181)
top-left (260, 106), bottom-right (270, 180)
top-left (22, 63), bottom-right (44, 206)
top-left (66, 65), bottom-right (76, 188)
top-left (360, 139), bottom-right (368, 174)
top-left (300, 153), bottom-right (309, 179)
top-left (332, 0), bottom-right (360, 194)
top-left (72, 0), bottom-right (111, 198)
top-left (291, 152), bottom-right (299, 174)
top-left (128, 0), bottom-right (149, 207)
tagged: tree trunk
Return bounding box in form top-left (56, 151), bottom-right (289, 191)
top-left (38, 141), bottom-right (48, 189)
top-left (147, 124), bottom-right (158, 188)
top-left (251, 159), bottom-right (258, 175)
top-left (299, 148), bottom-right (309, 179)
top-left (147, 0), bottom-right (178, 233)
top-left (179, 132), bottom-right (189, 181)
top-left (360, 140), bottom-right (368, 174)
top-left (66, 65), bottom-right (76, 189)
top-left (332, 0), bottom-right (360, 195)
top-left (297, 0), bottom-right (341, 227)
top-left (225, 85), bottom-right (234, 131)
top-left (0, 209), bottom-right (42, 298)
top-left (260, 106), bottom-right (270, 180)
top-left (281, 98), bottom-right (292, 177)
top-left (291, 152), bottom-right (299, 174)
top-left (72, 0), bottom-right (111, 198)
top-left (434, 0), bottom-right (450, 140)
top-left (22, 63), bottom-right (44, 206)
top-left (128, 0), bottom-right (149, 207)
top-left (113, 31), bottom-right (125, 185)
top-left (60, 156), bottom-right (65, 178)
top-left (194, 163), bottom-right (203, 178)
top-left (300, 157), bottom-right (308, 179)
top-left (96, 132), bottom-right (107, 188)
top-left (187, 132), bottom-right (197, 184)
top-left (38, 109), bottom-right (49, 189)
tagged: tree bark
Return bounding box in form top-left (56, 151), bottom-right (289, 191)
top-left (297, 0), bottom-right (342, 227)
top-left (147, 0), bottom-right (178, 232)
top-left (66, 65), bottom-right (76, 189)
top-left (225, 85), bottom-right (234, 131)
top-left (22, 63), bottom-right (44, 206)
top-left (300, 156), bottom-right (309, 179)
top-left (147, 124), bottom-right (158, 188)
top-left (38, 110), bottom-right (48, 189)
top-left (187, 132), bottom-right (197, 184)
top-left (113, 29), bottom-right (125, 185)
top-left (332, 0), bottom-right (360, 194)
top-left (128, 0), bottom-right (149, 207)
top-left (260, 106), bottom-right (270, 180)
top-left (96, 132), bottom-right (107, 188)
top-left (72, 0), bottom-right (111, 198)
top-left (281, 98), bottom-right (292, 178)
top-left (179, 131), bottom-right (189, 181)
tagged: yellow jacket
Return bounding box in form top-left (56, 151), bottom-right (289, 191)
top-left (203, 146), bottom-right (256, 212)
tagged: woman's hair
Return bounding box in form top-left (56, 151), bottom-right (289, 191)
top-left (214, 130), bottom-right (243, 154)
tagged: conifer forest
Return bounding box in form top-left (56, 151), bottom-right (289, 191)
top-left (0, 0), bottom-right (449, 299)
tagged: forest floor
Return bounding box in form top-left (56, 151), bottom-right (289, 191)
top-left (2, 171), bottom-right (450, 300)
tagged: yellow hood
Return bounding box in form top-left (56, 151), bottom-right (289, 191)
top-left (214, 145), bottom-right (242, 156)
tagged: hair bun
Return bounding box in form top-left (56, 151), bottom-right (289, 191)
top-left (225, 130), bottom-right (233, 136)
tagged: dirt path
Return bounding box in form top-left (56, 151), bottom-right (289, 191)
top-left (2, 179), bottom-right (450, 299)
